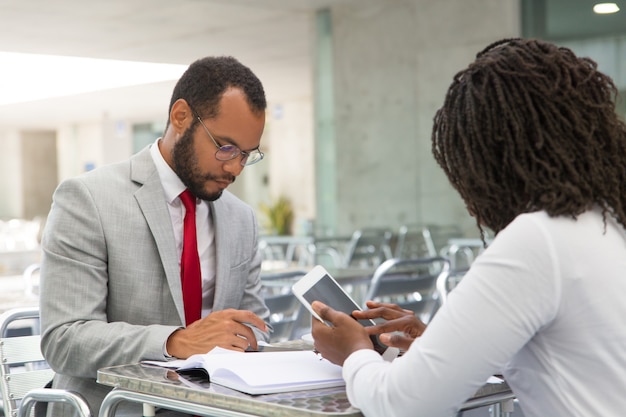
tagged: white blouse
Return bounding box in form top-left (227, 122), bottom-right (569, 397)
top-left (342, 208), bottom-right (626, 417)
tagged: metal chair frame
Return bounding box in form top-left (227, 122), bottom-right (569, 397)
top-left (395, 224), bottom-right (433, 260)
top-left (437, 266), bottom-right (470, 305)
top-left (343, 228), bottom-right (393, 268)
top-left (0, 307), bottom-right (92, 417)
top-left (364, 257), bottom-right (450, 323)
top-left (260, 270), bottom-right (309, 342)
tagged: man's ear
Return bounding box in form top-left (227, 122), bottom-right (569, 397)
top-left (170, 99), bottom-right (193, 134)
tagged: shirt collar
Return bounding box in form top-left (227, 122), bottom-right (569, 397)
top-left (149, 137), bottom-right (187, 205)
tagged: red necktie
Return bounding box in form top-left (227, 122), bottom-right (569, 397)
top-left (179, 189), bottom-right (202, 325)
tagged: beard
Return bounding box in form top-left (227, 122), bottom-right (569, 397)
top-left (171, 124), bottom-right (236, 202)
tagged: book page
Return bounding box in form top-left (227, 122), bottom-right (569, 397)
top-left (201, 347), bottom-right (342, 388)
top-left (143, 347), bottom-right (345, 395)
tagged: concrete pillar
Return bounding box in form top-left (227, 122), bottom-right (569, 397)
top-left (316, 0), bottom-right (520, 236)
top-left (20, 130), bottom-right (58, 219)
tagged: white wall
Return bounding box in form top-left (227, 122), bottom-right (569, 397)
top-left (56, 116), bottom-right (133, 182)
top-left (228, 96), bottom-right (315, 236)
top-left (0, 130), bottom-right (23, 218)
top-left (268, 98), bottom-right (316, 234)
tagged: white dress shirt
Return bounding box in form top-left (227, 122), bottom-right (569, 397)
top-left (150, 139), bottom-right (217, 316)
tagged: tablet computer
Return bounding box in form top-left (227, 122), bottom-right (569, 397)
top-left (292, 265), bottom-right (398, 359)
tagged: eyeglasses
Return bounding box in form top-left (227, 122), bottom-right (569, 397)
top-left (190, 108), bottom-right (264, 166)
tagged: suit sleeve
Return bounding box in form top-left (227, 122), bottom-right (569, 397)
top-left (40, 177), bottom-right (179, 379)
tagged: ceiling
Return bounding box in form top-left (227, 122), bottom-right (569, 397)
top-left (0, 0), bottom-right (359, 128)
top-left (0, 0), bottom-right (623, 129)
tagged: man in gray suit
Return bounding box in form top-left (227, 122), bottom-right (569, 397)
top-left (40, 56), bottom-right (271, 416)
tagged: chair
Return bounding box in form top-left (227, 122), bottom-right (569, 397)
top-left (259, 236), bottom-right (315, 269)
top-left (394, 224), bottom-right (433, 260)
top-left (364, 257), bottom-right (450, 323)
top-left (421, 224), bottom-right (465, 257)
top-left (260, 270), bottom-right (309, 342)
top-left (0, 307), bottom-right (92, 417)
top-left (437, 266), bottom-right (470, 305)
top-left (444, 237), bottom-right (492, 270)
top-left (310, 236), bottom-right (351, 268)
top-left (22, 263), bottom-right (41, 299)
top-left (343, 228), bottom-right (393, 268)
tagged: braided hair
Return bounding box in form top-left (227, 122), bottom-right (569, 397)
top-left (432, 38), bottom-right (626, 238)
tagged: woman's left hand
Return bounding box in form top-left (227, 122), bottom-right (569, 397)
top-left (311, 301), bottom-right (374, 366)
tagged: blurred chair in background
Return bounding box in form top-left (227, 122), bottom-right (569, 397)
top-left (310, 236), bottom-right (349, 269)
top-left (444, 235), bottom-right (492, 270)
top-left (420, 224), bottom-right (488, 270)
top-left (421, 224), bottom-right (465, 257)
top-left (260, 270), bottom-right (309, 342)
top-left (343, 228), bottom-right (393, 269)
top-left (0, 307), bottom-right (91, 417)
top-left (394, 224), bottom-right (433, 260)
top-left (0, 218), bottom-right (43, 277)
top-left (364, 257), bottom-right (450, 324)
top-left (259, 236), bottom-right (315, 270)
top-left (443, 243), bottom-right (478, 270)
top-left (22, 263), bottom-right (41, 300)
top-left (0, 219), bottom-right (41, 253)
top-left (437, 266), bottom-right (470, 305)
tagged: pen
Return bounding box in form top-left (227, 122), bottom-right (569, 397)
top-left (246, 345), bottom-right (302, 352)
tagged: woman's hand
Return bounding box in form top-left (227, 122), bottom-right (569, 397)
top-left (352, 301), bottom-right (427, 351)
top-left (311, 301), bottom-right (374, 366)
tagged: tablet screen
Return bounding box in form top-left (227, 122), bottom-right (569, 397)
top-left (301, 274), bottom-right (373, 327)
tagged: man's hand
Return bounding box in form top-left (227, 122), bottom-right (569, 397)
top-left (352, 301), bottom-right (426, 351)
top-left (311, 301), bottom-right (373, 366)
top-left (166, 309), bottom-right (268, 358)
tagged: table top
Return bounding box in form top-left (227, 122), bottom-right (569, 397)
top-left (98, 362), bottom-right (359, 417)
top-left (97, 341), bottom-right (513, 417)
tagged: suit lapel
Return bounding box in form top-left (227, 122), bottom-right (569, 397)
top-left (131, 147), bottom-right (186, 324)
top-left (210, 199), bottom-right (230, 310)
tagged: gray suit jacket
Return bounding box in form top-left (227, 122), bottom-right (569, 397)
top-left (39, 146), bottom-right (270, 416)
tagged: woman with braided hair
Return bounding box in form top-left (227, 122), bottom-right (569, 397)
top-left (310, 38), bottom-right (626, 417)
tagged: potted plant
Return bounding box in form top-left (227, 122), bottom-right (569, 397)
top-left (259, 196), bottom-right (294, 235)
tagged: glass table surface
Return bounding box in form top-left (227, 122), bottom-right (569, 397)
top-left (97, 340), bottom-right (514, 417)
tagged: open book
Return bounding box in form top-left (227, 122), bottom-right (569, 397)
top-left (143, 347), bottom-right (345, 395)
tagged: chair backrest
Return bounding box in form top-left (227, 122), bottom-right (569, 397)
top-left (394, 225), bottom-right (433, 259)
top-left (259, 236), bottom-right (315, 269)
top-left (22, 264), bottom-right (41, 299)
top-left (0, 307), bottom-right (53, 417)
top-left (443, 238), bottom-right (490, 270)
top-left (0, 307), bottom-right (92, 417)
top-left (364, 257), bottom-right (450, 323)
top-left (344, 228), bottom-right (393, 268)
top-left (436, 266), bottom-right (470, 305)
top-left (422, 224), bottom-right (464, 256)
top-left (260, 270), bottom-right (308, 342)
top-left (310, 236), bottom-right (351, 269)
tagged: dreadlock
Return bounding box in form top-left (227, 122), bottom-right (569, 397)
top-left (431, 38), bottom-right (626, 239)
